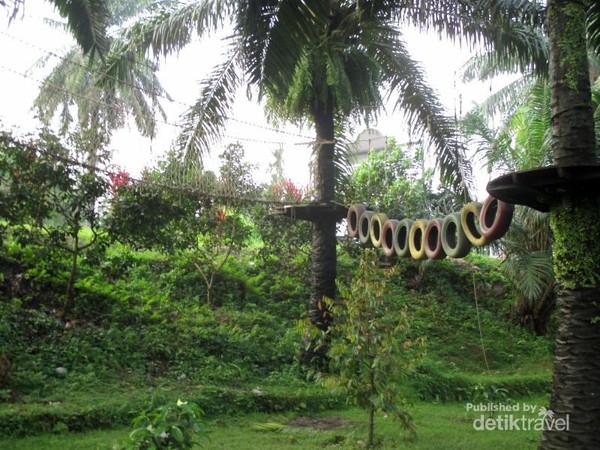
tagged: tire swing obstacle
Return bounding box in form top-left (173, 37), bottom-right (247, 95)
top-left (346, 195), bottom-right (515, 260)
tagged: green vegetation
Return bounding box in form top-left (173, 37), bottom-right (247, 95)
top-left (122, 399), bottom-right (208, 449)
top-left (0, 237), bottom-right (553, 444)
top-left (322, 252), bottom-right (425, 446)
top-left (0, 132), bottom-right (552, 448)
top-left (1, 398), bottom-right (550, 449)
top-left (550, 196), bottom-right (600, 288)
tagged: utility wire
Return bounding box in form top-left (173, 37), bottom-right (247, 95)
top-left (0, 63), bottom-right (296, 147)
top-left (0, 30), bottom-right (314, 140)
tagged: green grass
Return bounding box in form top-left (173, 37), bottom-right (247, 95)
top-left (1, 396), bottom-right (549, 449)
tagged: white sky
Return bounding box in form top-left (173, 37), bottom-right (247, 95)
top-left (0, 0), bottom-right (501, 200)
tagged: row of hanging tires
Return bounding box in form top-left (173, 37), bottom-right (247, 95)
top-left (347, 196), bottom-right (515, 260)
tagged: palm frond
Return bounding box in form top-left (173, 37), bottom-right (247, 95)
top-left (502, 249), bottom-right (554, 302)
top-left (512, 79), bottom-right (553, 168)
top-left (236, 0), bottom-right (279, 87)
top-left (261, 0), bottom-right (329, 99)
top-left (588, 0), bottom-right (600, 57)
top-left (371, 35), bottom-right (472, 197)
top-left (396, 0), bottom-right (548, 76)
top-left (500, 206), bottom-right (553, 303)
top-left (177, 45), bottom-right (242, 164)
top-left (460, 48), bottom-right (545, 84)
top-left (466, 73), bottom-right (536, 118)
top-left (99, 0), bottom-right (234, 90)
top-left (331, 122), bottom-right (356, 201)
top-left (51, 0), bottom-right (110, 61)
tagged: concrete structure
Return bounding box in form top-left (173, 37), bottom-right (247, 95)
top-left (349, 129), bottom-right (388, 165)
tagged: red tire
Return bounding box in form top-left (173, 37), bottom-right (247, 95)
top-left (424, 218), bottom-right (446, 260)
top-left (381, 219), bottom-right (399, 257)
top-left (480, 196), bottom-right (514, 240)
top-left (347, 204), bottom-right (367, 238)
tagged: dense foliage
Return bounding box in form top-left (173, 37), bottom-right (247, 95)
top-left (0, 131), bottom-right (552, 442)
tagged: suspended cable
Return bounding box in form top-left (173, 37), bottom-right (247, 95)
top-left (0, 133), bottom-right (299, 207)
top-left (0, 30), bottom-right (314, 140)
top-left (0, 63), bottom-right (298, 148)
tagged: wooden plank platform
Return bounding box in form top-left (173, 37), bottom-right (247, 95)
top-left (486, 164), bottom-right (600, 212)
top-left (274, 201), bottom-right (348, 222)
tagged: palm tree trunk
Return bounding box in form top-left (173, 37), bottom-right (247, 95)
top-left (547, 0), bottom-right (596, 166)
top-left (540, 1), bottom-right (600, 448)
top-left (302, 95), bottom-right (337, 365)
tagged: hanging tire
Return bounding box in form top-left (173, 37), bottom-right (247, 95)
top-left (424, 218), bottom-right (446, 260)
top-left (358, 211), bottom-right (375, 246)
top-left (381, 219), bottom-right (399, 257)
top-left (394, 218), bottom-right (414, 257)
top-left (442, 212), bottom-right (472, 258)
top-left (347, 204), bottom-right (367, 238)
top-left (480, 195), bottom-right (514, 240)
top-left (460, 202), bottom-right (489, 247)
top-left (370, 213), bottom-right (389, 248)
top-left (409, 219), bottom-right (429, 260)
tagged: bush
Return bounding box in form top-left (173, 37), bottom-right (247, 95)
top-left (122, 399), bottom-right (208, 450)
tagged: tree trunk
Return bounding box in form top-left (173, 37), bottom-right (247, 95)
top-left (547, 0), bottom-right (596, 166)
top-left (539, 284), bottom-right (600, 449)
top-left (302, 94), bottom-right (337, 365)
top-left (540, 1), bottom-right (600, 448)
top-left (64, 208), bottom-right (81, 318)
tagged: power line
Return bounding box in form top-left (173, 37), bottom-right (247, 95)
top-left (0, 30), bottom-right (315, 140)
top-left (0, 62), bottom-right (299, 148)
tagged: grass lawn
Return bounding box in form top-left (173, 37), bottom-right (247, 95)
top-left (0, 396), bottom-right (548, 449)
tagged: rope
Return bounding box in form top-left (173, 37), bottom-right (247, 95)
top-left (473, 272), bottom-right (490, 371)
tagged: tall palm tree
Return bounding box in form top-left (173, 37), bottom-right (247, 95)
top-left (34, 0), bottom-right (169, 159)
top-left (463, 2), bottom-right (600, 445)
top-left (538, 0), bottom-right (600, 448)
top-left (98, 0), bottom-right (547, 350)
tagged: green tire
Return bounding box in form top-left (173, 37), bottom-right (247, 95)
top-left (393, 218), bottom-right (414, 257)
top-left (441, 212), bottom-right (472, 258)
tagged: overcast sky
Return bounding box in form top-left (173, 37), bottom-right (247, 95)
top-left (0, 1), bottom-right (500, 199)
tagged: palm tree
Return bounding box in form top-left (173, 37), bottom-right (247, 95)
top-left (468, 0), bottom-right (600, 446)
top-left (463, 4), bottom-right (600, 441)
top-left (462, 80), bottom-right (556, 335)
top-left (3, 0), bottom-right (110, 61)
top-left (33, 0), bottom-right (169, 159)
top-left (538, 0), bottom-right (600, 447)
top-left (29, 0), bottom-right (169, 318)
top-left (98, 0), bottom-right (547, 353)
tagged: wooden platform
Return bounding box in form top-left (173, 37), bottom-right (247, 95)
top-left (486, 164), bottom-right (600, 212)
top-left (274, 201), bottom-right (348, 222)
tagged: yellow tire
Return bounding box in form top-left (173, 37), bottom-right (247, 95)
top-left (370, 213), bottom-right (389, 248)
top-left (460, 202), bottom-right (489, 247)
top-left (409, 219), bottom-right (429, 260)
